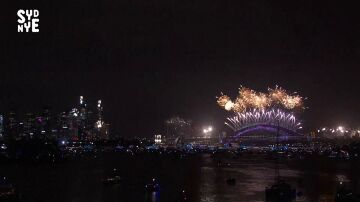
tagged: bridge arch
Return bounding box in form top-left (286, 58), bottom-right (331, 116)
top-left (225, 124), bottom-right (303, 143)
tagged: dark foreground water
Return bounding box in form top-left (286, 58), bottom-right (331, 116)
top-left (1, 152), bottom-right (360, 202)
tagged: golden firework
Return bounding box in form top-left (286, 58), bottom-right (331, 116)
top-left (217, 85), bottom-right (303, 113)
top-left (268, 86), bottom-right (287, 104)
top-left (281, 95), bottom-right (302, 109)
top-left (216, 94), bottom-right (231, 107)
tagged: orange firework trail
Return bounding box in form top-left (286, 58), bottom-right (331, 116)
top-left (216, 85), bottom-right (304, 113)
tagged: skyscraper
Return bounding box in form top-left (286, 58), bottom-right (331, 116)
top-left (95, 100), bottom-right (109, 139)
top-left (0, 115), bottom-right (4, 139)
top-left (96, 100), bottom-right (103, 129)
top-left (41, 107), bottom-right (52, 137)
top-left (23, 112), bottom-right (35, 138)
top-left (78, 96), bottom-right (87, 140)
top-left (7, 111), bottom-right (18, 139)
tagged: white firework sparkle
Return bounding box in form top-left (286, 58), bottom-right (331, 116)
top-left (225, 109), bottom-right (301, 132)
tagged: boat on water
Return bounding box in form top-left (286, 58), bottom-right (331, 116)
top-left (102, 168), bottom-right (122, 185)
top-left (335, 182), bottom-right (360, 202)
top-left (102, 175), bottom-right (122, 185)
top-left (265, 121), bottom-right (296, 202)
top-left (145, 178), bottom-right (160, 192)
top-left (0, 177), bottom-right (19, 201)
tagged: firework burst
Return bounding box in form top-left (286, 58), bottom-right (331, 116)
top-left (217, 85), bottom-right (304, 133)
top-left (217, 85), bottom-right (303, 113)
top-left (225, 109), bottom-right (301, 132)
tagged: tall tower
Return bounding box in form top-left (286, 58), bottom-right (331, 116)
top-left (78, 96), bottom-right (87, 140)
top-left (97, 100), bottom-right (103, 127)
top-left (96, 100), bottom-right (104, 130)
top-left (0, 115), bottom-right (4, 139)
top-left (79, 96), bottom-right (87, 119)
top-left (95, 99), bottom-right (108, 139)
top-left (80, 96), bottom-right (84, 105)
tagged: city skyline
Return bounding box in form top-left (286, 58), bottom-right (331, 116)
top-left (2, 1), bottom-right (360, 202)
top-left (0, 96), bottom-right (109, 141)
top-left (1, 1), bottom-right (360, 137)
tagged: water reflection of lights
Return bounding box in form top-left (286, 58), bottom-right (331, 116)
top-left (151, 191), bottom-right (160, 202)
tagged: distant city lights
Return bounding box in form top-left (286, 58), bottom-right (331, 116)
top-left (0, 95), bottom-right (109, 141)
top-left (203, 126), bottom-right (213, 134)
top-left (154, 135), bottom-right (162, 144)
top-left (203, 126), bottom-right (213, 138)
top-left (315, 125), bottom-right (360, 139)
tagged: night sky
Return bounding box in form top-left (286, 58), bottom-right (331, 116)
top-left (1, 1), bottom-right (360, 136)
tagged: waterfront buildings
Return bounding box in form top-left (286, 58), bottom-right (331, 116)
top-left (0, 96), bottom-right (109, 141)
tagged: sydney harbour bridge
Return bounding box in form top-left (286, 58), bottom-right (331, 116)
top-left (167, 116), bottom-right (304, 146)
top-left (223, 109), bottom-right (304, 143)
top-left (166, 86), bottom-right (306, 145)
top-left (216, 86), bottom-right (305, 144)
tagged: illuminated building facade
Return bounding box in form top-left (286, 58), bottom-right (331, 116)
top-left (1, 96), bottom-right (110, 141)
top-left (7, 111), bottom-right (19, 139)
top-left (23, 112), bottom-right (35, 138)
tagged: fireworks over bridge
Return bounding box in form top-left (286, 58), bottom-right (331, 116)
top-left (217, 86), bottom-right (305, 140)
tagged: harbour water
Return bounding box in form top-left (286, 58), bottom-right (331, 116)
top-left (1, 152), bottom-right (359, 202)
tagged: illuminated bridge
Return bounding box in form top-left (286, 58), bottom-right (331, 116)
top-left (223, 109), bottom-right (304, 142)
top-left (226, 123), bottom-right (303, 142)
